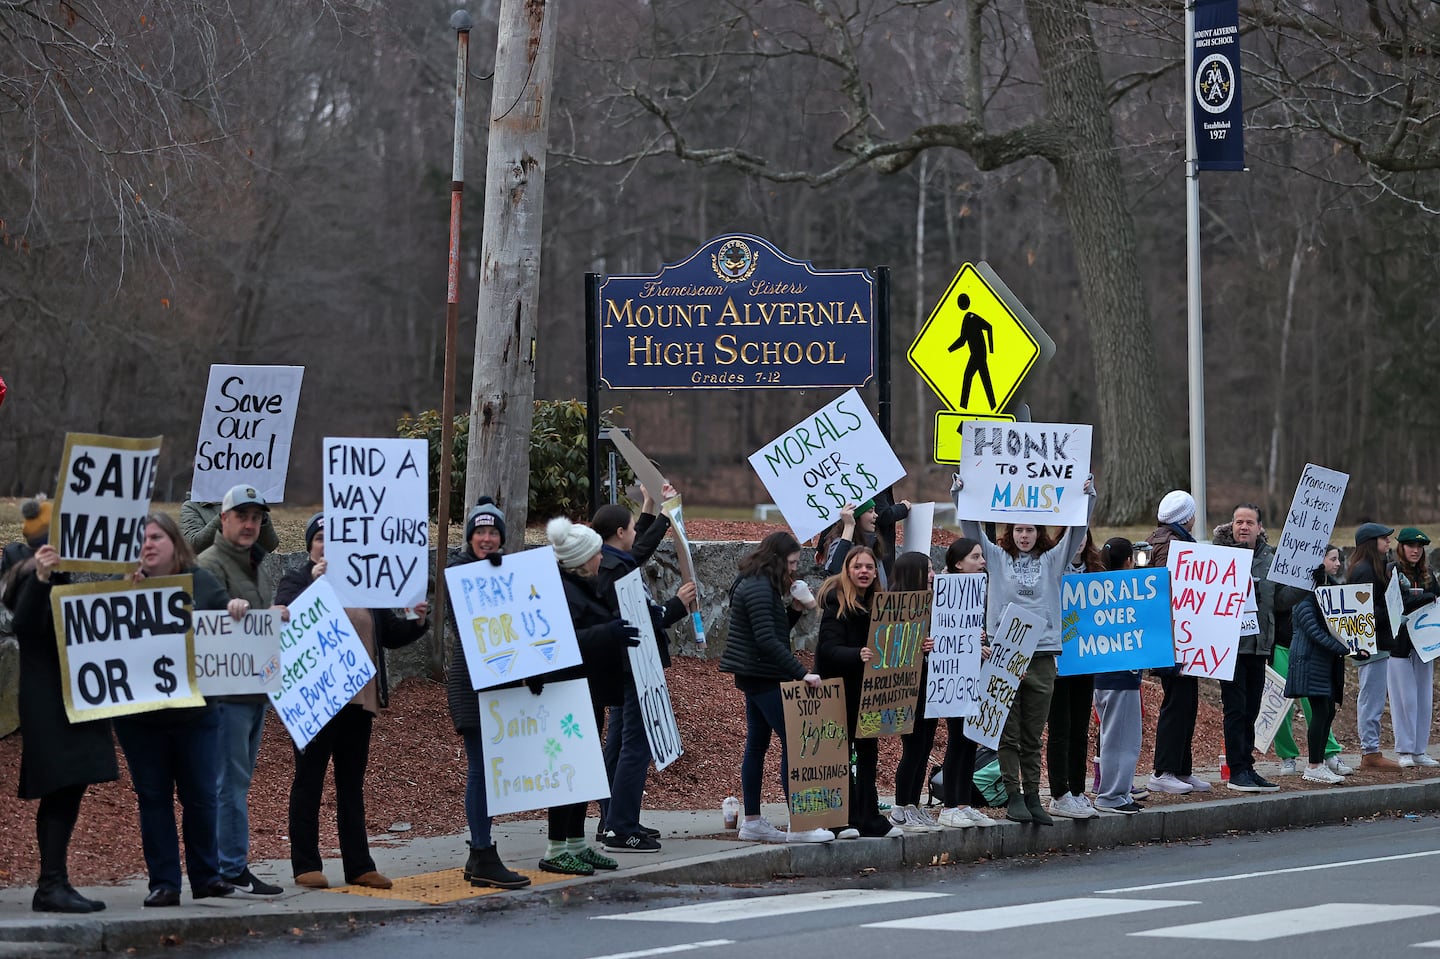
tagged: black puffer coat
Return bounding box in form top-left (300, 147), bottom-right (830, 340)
top-left (1284, 591), bottom-right (1352, 702)
top-left (718, 574), bottom-right (807, 683)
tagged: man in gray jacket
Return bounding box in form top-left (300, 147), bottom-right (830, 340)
top-left (1216, 503), bottom-right (1280, 793)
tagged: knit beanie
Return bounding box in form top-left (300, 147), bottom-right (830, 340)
top-left (305, 512), bottom-right (324, 551)
top-left (21, 499), bottom-right (51, 546)
top-left (464, 496), bottom-right (507, 546)
top-left (547, 517), bottom-right (602, 570)
top-left (1157, 490), bottom-right (1196, 526)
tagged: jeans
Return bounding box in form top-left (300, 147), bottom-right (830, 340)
top-left (460, 726), bottom-right (494, 848)
top-left (1220, 653), bottom-right (1267, 773)
top-left (1093, 688), bottom-right (1141, 808)
top-left (1356, 657), bottom-right (1389, 754)
top-left (1388, 655), bottom-right (1435, 755)
top-left (999, 652), bottom-right (1057, 795)
top-left (601, 682), bottom-right (652, 837)
top-left (1046, 673), bottom-right (1094, 797)
top-left (740, 684), bottom-right (788, 817)
top-left (1270, 645), bottom-right (1342, 759)
top-left (289, 704), bottom-right (375, 882)
top-left (215, 700), bottom-right (267, 876)
top-left (1153, 673), bottom-right (1198, 777)
top-left (115, 709), bottom-right (224, 893)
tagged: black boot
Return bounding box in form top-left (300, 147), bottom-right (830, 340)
top-left (1005, 791), bottom-right (1033, 823)
top-left (33, 794), bottom-right (105, 913)
top-left (1024, 791), bottom-right (1053, 826)
top-left (466, 843), bottom-right (531, 889)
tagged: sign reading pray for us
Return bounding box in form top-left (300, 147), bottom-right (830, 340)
top-left (1057, 569), bottom-right (1174, 676)
top-left (52, 433), bottom-right (162, 573)
top-left (924, 573), bottom-right (986, 718)
top-left (191, 365), bottom-right (304, 503)
top-left (479, 679), bottom-right (609, 817)
top-left (322, 437), bottom-right (429, 608)
top-left (856, 589), bottom-right (929, 737)
top-left (615, 569), bottom-right (683, 771)
top-left (781, 679), bottom-right (850, 832)
top-left (192, 609), bottom-right (283, 697)
top-left (966, 603), bottom-right (1043, 750)
top-left (269, 579), bottom-right (375, 749)
top-left (953, 422), bottom-right (1092, 527)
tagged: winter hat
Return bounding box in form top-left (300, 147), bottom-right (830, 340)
top-left (547, 517), bottom-right (602, 570)
top-left (464, 496), bottom-right (507, 546)
top-left (305, 512), bottom-right (324, 551)
top-left (1397, 527), bottom-right (1431, 546)
top-left (1355, 522), bottom-right (1394, 546)
top-left (221, 484), bottom-right (269, 513)
top-left (20, 498), bottom-right (51, 546)
top-left (1157, 490), bottom-right (1196, 526)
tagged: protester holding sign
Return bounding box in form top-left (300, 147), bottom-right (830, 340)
top-left (1388, 527), bottom-right (1439, 768)
top-left (1047, 532), bottom-right (1101, 821)
top-left (1089, 538), bottom-right (1147, 815)
top-left (932, 540), bottom-right (997, 828)
top-left (1271, 545), bottom-right (1347, 776)
top-left (179, 495), bottom-right (279, 555)
top-left (888, 552), bottom-right (946, 833)
top-left (816, 500), bottom-right (888, 585)
top-left (1284, 561), bottom-right (1366, 784)
top-left (1348, 522), bottom-right (1402, 770)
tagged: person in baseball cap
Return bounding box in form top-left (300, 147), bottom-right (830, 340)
top-left (221, 485), bottom-right (270, 514)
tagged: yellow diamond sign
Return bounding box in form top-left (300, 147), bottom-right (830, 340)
top-left (933, 411), bottom-right (1016, 465)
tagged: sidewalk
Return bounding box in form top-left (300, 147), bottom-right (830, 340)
top-left (3, 761), bottom-right (1439, 955)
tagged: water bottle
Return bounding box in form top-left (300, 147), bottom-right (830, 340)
top-left (722, 795), bottom-right (740, 830)
top-left (1219, 752), bottom-right (1230, 781)
top-left (692, 610), bottom-right (707, 648)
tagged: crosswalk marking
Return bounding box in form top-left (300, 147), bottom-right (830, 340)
top-left (1097, 849), bottom-right (1440, 894)
top-left (864, 897), bottom-right (1197, 932)
top-left (1132, 903), bottom-right (1440, 941)
top-left (597, 889), bottom-right (949, 924)
top-left (584, 941), bottom-right (735, 959)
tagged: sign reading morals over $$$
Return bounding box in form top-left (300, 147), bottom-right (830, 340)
top-left (191, 365), bottom-right (304, 503)
top-left (52, 433), bottom-right (162, 573)
top-left (954, 422), bottom-right (1092, 527)
top-left (781, 678), bottom-right (850, 832)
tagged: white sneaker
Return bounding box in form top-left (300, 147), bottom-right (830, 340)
top-left (1048, 794), bottom-right (1090, 819)
top-left (1147, 773), bottom-right (1194, 795)
top-left (1302, 764), bottom-right (1344, 784)
top-left (910, 804), bottom-right (944, 832)
top-left (1279, 758), bottom-right (1298, 775)
top-left (786, 827), bottom-right (835, 843)
top-left (1415, 753), bottom-right (1440, 767)
top-left (882, 824), bottom-right (904, 838)
top-left (738, 817), bottom-right (788, 843)
top-left (835, 826), bottom-right (861, 840)
top-left (1325, 756), bottom-right (1354, 776)
top-left (1073, 794), bottom-right (1099, 818)
top-left (1400, 754), bottom-right (1417, 768)
top-left (937, 807), bottom-right (976, 829)
top-left (896, 804), bottom-right (935, 833)
top-left (961, 806), bottom-right (998, 826)
top-left (1179, 774), bottom-right (1212, 792)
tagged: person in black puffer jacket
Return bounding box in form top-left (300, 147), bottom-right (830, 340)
top-left (1286, 561), bottom-right (1369, 782)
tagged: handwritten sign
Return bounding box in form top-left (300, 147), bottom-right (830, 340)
top-left (190, 365), bottom-right (303, 503)
top-left (966, 603), bottom-right (1043, 749)
top-left (1057, 569), bottom-right (1175, 676)
top-left (615, 569), bottom-right (683, 770)
top-left (269, 579), bottom-right (375, 749)
top-left (662, 493), bottom-right (707, 647)
top-left (925, 573), bottom-right (985, 718)
top-left (1168, 542), bottom-right (1248, 680)
top-left (50, 576), bottom-right (204, 722)
top-left (856, 589), bottom-right (928, 737)
top-left (1268, 465), bottom-right (1348, 589)
top-left (781, 679), bottom-right (850, 831)
top-left (1406, 602), bottom-right (1440, 663)
top-left (1385, 574), bottom-right (1404, 640)
top-left (479, 679), bottom-right (609, 816)
top-left (445, 547), bottom-right (581, 690)
top-left (954, 422), bottom-right (1092, 526)
top-left (321, 438), bottom-right (428, 608)
top-left (747, 389), bottom-right (905, 545)
top-left (1252, 665), bottom-right (1290, 755)
top-left (1315, 584), bottom-right (1378, 655)
top-left (192, 609), bottom-right (283, 696)
top-left (902, 502), bottom-right (935, 554)
top-left (1239, 578), bottom-right (1258, 637)
top-left (52, 433), bottom-right (162, 573)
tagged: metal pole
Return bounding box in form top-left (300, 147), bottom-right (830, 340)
top-left (876, 266), bottom-right (892, 440)
top-left (1185, 0), bottom-right (1208, 533)
top-left (586, 272), bottom-right (602, 518)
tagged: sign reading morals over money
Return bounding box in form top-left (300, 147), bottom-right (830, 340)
top-left (966, 603), bottom-right (1044, 749)
top-left (192, 609), bottom-right (283, 697)
top-left (52, 433), bottom-right (162, 573)
top-left (780, 678), bottom-right (850, 831)
top-left (856, 589), bottom-right (930, 737)
top-left (445, 547), bottom-right (582, 690)
top-left (747, 388), bottom-right (906, 545)
top-left (479, 678), bottom-right (609, 817)
top-left (269, 579), bottom-right (375, 749)
top-left (1057, 569), bottom-right (1175, 676)
top-left (1268, 464), bottom-right (1349, 589)
top-left (954, 422), bottom-right (1093, 527)
top-left (1252, 665), bottom-right (1290, 755)
top-left (614, 569), bottom-right (683, 771)
top-left (1167, 542), bottom-right (1249, 680)
top-left (322, 437), bottom-right (429, 608)
top-left (191, 365), bottom-right (304, 503)
top-left (50, 575), bottom-right (204, 722)
top-left (1315, 584), bottom-right (1378, 656)
top-left (924, 573), bottom-right (986, 718)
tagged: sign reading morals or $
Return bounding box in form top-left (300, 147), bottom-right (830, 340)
top-left (614, 569), bottom-right (683, 771)
top-left (1057, 569), bottom-right (1175, 676)
top-left (53, 433), bottom-right (162, 573)
top-left (954, 422), bottom-right (1092, 527)
top-left (924, 573), bottom-right (986, 718)
top-left (856, 589), bottom-right (929, 737)
top-left (269, 579), bottom-right (375, 750)
top-left (192, 609), bottom-right (283, 696)
top-left (191, 365), bottom-right (304, 503)
top-left (1252, 665), bottom-right (1290, 755)
top-left (966, 603), bottom-right (1044, 749)
top-left (1167, 543), bottom-right (1249, 681)
top-left (445, 547), bottom-right (581, 690)
top-left (1315, 584), bottom-right (1378, 655)
top-left (780, 679), bottom-right (850, 831)
top-left (747, 388), bottom-right (905, 545)
top-left (1405, 602), bottom-right (1440, 664)
top-left (321, 437), bottom-right (429, 608)
top-left (1268, 465), bottom-right (1348, 589)
top-left (50, 575), bottom-right (204, 722)
top-left (479, 678), bottom-right (609, 817)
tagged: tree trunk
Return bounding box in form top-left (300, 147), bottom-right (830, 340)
top-left (464, 0), bottom-right (559, 536)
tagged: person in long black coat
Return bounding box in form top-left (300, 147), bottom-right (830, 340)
top-left (1286, 563), bottom-right (1370, 783)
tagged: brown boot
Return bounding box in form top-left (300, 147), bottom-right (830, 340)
top-left (349, 871), bottom-right (392, 889)
top-left (1361, 752), bottom-right (1401, 771)
top-left (294, 871), bottom-right (329, 889)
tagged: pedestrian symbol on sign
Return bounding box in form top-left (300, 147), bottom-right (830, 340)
top-left (947, 294), bottom-right (996, 410)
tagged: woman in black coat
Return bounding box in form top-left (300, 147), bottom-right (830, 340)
top-left (1286, 563), bottom-right (1369, 783)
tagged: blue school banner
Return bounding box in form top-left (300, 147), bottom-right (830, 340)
top-left (1191, 0), bottom-right (1245, 171)
top-left (1057, 569), bottom-right (1175, 676)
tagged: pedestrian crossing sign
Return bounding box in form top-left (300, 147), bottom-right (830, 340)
top-left (933, 411), bottom-right (1016, 465)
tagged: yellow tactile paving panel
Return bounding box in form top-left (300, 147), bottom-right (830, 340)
top-left (325, 867), bottom-right (569, 905)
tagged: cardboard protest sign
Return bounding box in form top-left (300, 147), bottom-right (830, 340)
top-left (479, 678), bottom-right (609, 816)
top-left (1268, 465), bottom-right (1348, 589)
top-left (856, 589), bottom-right (929, 737)
top-left (1167, 542), bottom-right (1249, 681)
top-left (924, 573), bottom-right (986, 718)
top-left (662, 493), bottom-right (708, 647)
top-left (52, 433), bottom-right (162, 573)
top-left (1315, 584), bottom-right (1378, 655)
top-left (1253, 665), bottom-right (1291, 755)
top-left (269, 579), bottom-right (376, 749)
top-left (954, 422), bottom-right (1092, 527)
top-left (50, 576), bottom-right (204, 722)
top-left (1057, 569), bottom-right (1174, 676)
top-left (1406, 602), bottom-right (1440, 663)
top-left (321, 438), bottom-right (428, 608)
top-left (747, 389), bottom-right (905, 545)
top-left (445, 547), bottom-right (581, 690)
top-left (614, 569), bottom-right (683, 770)
top-left (192, 609), bottom-right (283, 696)
top-left (781, 679), bottom-right (850, 831)
top-left (901, 502), bottom-right (935, 553)
top-left (604, 427), bottom-right (667, 505)
top-left (191, 365), bottom-right (304, 503)
top-left (966, 603), bottom-right (1044, 749)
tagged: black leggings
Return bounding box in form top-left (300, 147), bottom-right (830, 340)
top-left (1306, 696), bottom-right (1337, 765)
top-left (941, 718), bottom-right (979, 807)
top-left (36, 784), bottom-right (86, 882)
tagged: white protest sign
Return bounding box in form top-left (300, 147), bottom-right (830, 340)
top-left (1385, 573), bottom-right (1404, 639)
top-left (191, 365), bottom-right (303, 503)
top-left (1315, 584), bottom-right (1378, 656)
top-left (1268, 465), bottom-right (1348, 589)
top-left (615, 569), bottom-right (683, 770)
top-left (902, 502), bottom-right (935, 554)
top-left (52, 433), bottom-right (161, 573)
top-left (445, 546), bottom-right (582, 690)
top-left (1168, 542), bottom-right (1249, 680)
top-left (747, 388), bottom-right (905, 545)
top-left (50, 576), bottom-right (204, 722)
top-left (322, 437), bottom-right (429, 608)
top-left (925, 573), bottom-right (986, 718)
top-left (1252, 665), bottom-right (1291, 755)
top-left (269, 579), bottom-right (375, 749)
top-left (192, 609), bottom-right (283, 696)
top-left (954, 422), bottom-right (1092, 527)
top-left (661, 493), bottom-right (707, 647)
top-left (479, 678), bottom-right (609, 816)
top-left (965, 603), bottom-right (1044, 749)
top-left (1406, 602), bottom-right (1440, 663)
top-left (1239, 578), bottom-right (1258, 636)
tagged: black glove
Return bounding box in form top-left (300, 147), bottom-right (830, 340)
top-left (609, 620), bottom-right (642, 647)
top-left (486, 551), bottom-right (504, 567)
top-left (526, 676), bottom-right (545, 695)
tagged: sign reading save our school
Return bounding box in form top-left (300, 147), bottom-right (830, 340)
top-left (598, 234), bottom-right (874, 390)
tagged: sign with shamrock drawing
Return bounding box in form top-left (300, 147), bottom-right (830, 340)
top-left (477, 678), bottom-right (610, 816)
